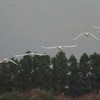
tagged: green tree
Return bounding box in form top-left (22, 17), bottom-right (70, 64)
top-left (15, 51), bottom-right (51, 91)
top-left (31, 54), bottom-right (51, 90)
top-left (67, 55), bottom-right (81, 97)
top-left (0, 58), bottom-right (18, 94)
top-left (79, 53), bottom-right (91, 94)
top-left (15, 51), bottom-right (34, 91)
top-left (90, 52), bottom-right (100, 93)
top-left (51, 51), bottom-right (68, 93)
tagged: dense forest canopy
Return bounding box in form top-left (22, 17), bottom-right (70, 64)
top-left (0, 51), bottom-right (100, 97)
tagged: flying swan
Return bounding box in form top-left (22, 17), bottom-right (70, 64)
top-left (0, 58), bottom-right (17, 65)
top-left (73, 32), bottom-right (100, 40)
top-left (41, 44), bottom-right (78, 51)
top-left (15, 52), bottom-right (48, 57)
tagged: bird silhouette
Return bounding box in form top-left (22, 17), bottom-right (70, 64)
top-left (15, 52), bottom-right (48, 57)
top-left (73, 32), bottom-right (99, 40)
top-left (0, 58), bottom-right (17, 65)
top-left (41, 44), bottom-right (78, 51)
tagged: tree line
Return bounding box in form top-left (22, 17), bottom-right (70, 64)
top-left (0, 51), bottom-right (100, 97)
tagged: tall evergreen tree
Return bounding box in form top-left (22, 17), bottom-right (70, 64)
top-left (16, 51), bottom-right (34, 91)
top-left (67, 55), bottom-right (81, 97)
top-left (31, 54), bottom-right (51, 90)
top-left (90, 52), bottom-right (100, 93)
top-left (15, 51), bottom-right (51, 91)
top-left (51, 51), bottom-right (68, 93)
top-left (79, 53), bottom-right (91, 94)
top-left (0, 58), bottom-right (18, 94)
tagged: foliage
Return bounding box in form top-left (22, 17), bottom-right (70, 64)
top-left (57, 93), bottom-right (100, 100)
top-left (89, 53), bottom-right (100, 93)
top-left (0, 92), bottom-right (28, 100)
top-left (30, 88), bottom-right (58, 100)
top-left (0, 51), bottom-right (100, 97)
top-left (51, 51), bottom-right (68, 93)
top-left (67, 54), bottom-right (81, 97)
top-left (75, 93), bottom-right (100, 100)
top-left (0, 58), bottom-right (19, 94)
top-left (78, 53), bottom-right (91, 95)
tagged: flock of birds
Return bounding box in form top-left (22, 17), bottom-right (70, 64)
top-left (0, 25), bottom-right (100, 65)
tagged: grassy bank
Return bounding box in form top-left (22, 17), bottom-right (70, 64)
top-left (0, 89), bottom-right (100, 100)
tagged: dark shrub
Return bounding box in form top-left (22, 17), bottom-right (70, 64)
top-left (0, 92), bottom-right (28, 100)
top-left (30, 88), bottom-right (58, 100)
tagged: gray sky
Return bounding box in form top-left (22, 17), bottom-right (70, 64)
top-left (0, 0), bottom-right (100, 61)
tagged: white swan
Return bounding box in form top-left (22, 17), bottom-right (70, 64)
top-left (73, 32), bottom-right (99, 40)
top-left (41, 44), bottom-right (78, 50)
top-left (15, 52), bottom-right (48, 57)
top-left (0, 58), bottom-right (17, 65)
top-left (92, 25), bottom-right (100, 29)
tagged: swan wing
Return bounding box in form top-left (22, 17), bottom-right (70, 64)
top-left (15, 53), bottom-right (29, 57)
top-left (61, 44), bottom-right (78, 48)
top-left (73, 33), bottom-right (84, 40)
top-left (92, 25), bottom-right (100, 29)
top-left (89, 33), bottom-right (100, 40)
top-left (41, 46), bottom-right (57, 49)
top-left (9, 59), bottom-right (18, 65)
top-left (0, 60), bottom-right (4, 63)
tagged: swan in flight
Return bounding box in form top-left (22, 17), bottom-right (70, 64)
top-left (73, 32), bottom-right (99, 40)
top-left (15, 52), bottom-right (48, 57)
top-left (92, 25), bottom-right (100, 29)
top-left (0, 58), bottom-right (17, 65)
top-left (41, 44), bottom-right (78, 50)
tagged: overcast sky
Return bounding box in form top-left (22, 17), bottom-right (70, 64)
top-left (0, 0), bottom-right (100, 61)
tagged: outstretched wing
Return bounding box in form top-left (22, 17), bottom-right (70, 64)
top-left (15, 53), bottom-right (29, 57)
top-left (89, 33), bottom-right (100, 40)
top-left (9, 59), bottom-right (18, 65)
top-left (92, 25), bottom-right (100, 29)
top-left (73, 33), bottom-right (85, 40)
top-left (41, 46), bottom-right (57, 49)
top-left (61, 44), bottom-right (78, 48)
top-left (0, 60), bottom-right (4, 64)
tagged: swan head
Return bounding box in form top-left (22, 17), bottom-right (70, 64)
top-left (84, 32), bottom-right (90, 36)
top-left (3, 58), bottom-right (7, 60)
top-left (29, 53), bottom-right (34, 57)
top-left (3, 58), bottom-right (9, 63)
top-left (57, 46), bottom-right (63, 50)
